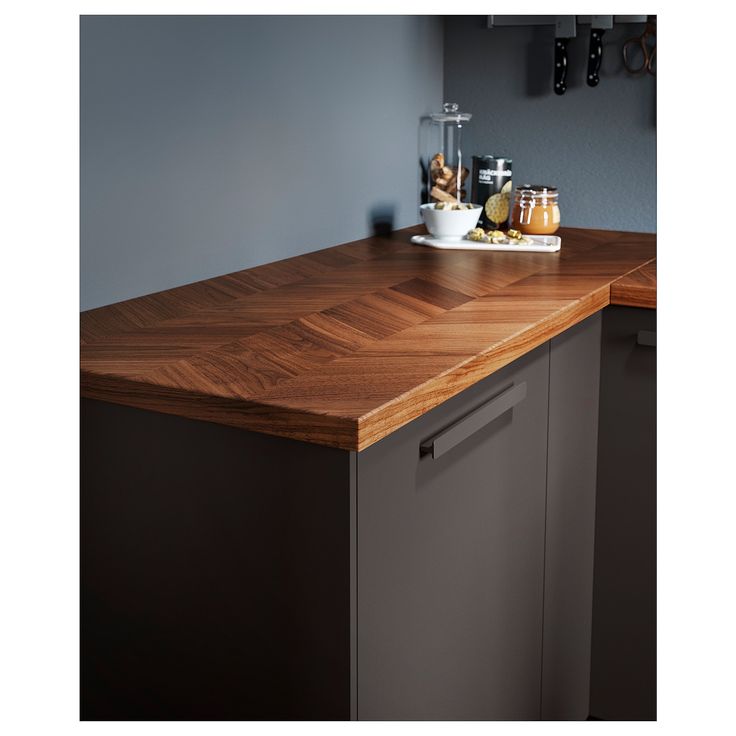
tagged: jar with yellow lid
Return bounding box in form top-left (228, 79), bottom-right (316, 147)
top-left (510, 185), bottom-right (560, 235)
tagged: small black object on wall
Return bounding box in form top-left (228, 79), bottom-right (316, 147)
top-left (586, 16), bottom-right (613, 87)
top-left (553, 16), bottom-right (576, 95)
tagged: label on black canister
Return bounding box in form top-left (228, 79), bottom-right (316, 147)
top-left (471, 156), bottom-right (513, 229)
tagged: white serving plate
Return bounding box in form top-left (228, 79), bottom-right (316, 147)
top-left (411, 233), bottom-right (561, 253)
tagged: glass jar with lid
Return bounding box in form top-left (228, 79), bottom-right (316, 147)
top-left (426, 103), bottom-right (472, 204)
top-left (510, 185), bottom-right (561, 235)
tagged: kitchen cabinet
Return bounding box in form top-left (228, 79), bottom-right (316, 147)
top-left (590, 305), bottom-right (657, 720)
top-left (81, 401), bottom-right (354, 720)
top-left (81, 313), bottom-right (602, 720)
top-left (79, 224), bottom-right (655, 720)
top-left (357, 342), bottom-right (549, 720)
top-left (358, 315), bottom-right (600, 721)
top-left (541, 312), bottom-right (602, 720)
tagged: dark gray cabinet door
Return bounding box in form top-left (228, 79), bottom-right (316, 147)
top-left (590, 306), bottom-right (657, 720)
top-left (356, 344), bottom-right (550, 720)
top-left (542, 312), bottom-right (602, 719)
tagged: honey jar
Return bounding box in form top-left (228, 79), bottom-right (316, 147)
top-left (510, 185), bottom-right (560, 235)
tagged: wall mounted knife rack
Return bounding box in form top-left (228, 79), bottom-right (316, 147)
top-left (487, 15), bottom-right (649, 95)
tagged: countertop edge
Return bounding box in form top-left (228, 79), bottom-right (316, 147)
top-left (354, 287), bottom-right (610, 451)
top-left (610, 259), bottom-right (657, 309)
top-left (81, 372), bottom-right (360, 452)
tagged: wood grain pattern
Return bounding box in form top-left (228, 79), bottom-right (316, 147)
top-left (81, 225), bottom-right (656, 450)
top-left (610, 259), bottom-right (656, 308)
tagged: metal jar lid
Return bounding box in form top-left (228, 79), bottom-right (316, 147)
top-left (515, 184), bottom-right (558, 196)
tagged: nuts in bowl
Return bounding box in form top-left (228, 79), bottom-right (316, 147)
top-left (420, 202), bottom-right (481, 241)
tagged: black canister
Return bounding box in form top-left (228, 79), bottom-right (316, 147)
top-left (471, 156), bottom-right (513, 229)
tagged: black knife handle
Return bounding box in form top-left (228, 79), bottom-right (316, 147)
top-left (554, 38), bottom-right (569, 95)
top-left (587, 28), bottom-right (605, 87)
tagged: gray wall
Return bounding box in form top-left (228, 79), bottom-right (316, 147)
top-left (81, 15), bottom-right (443, 310)
top-left (444, 17), bottom-right (656, 233)
top-left (81, 15), bottom-right (656, 310)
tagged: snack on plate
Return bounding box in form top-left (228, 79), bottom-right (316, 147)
top-left (466, 228), bottom-right (533, 245)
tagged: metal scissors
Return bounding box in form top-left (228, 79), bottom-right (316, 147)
top-left (623, 16), bottom-right (656, 75)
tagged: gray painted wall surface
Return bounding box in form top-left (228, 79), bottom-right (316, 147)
top-left (81, 15), bottom-right (656, 310)
top-left (81, 15), bottom-right (443, 310)
top-left (444, 17), bottom-right (656, 233)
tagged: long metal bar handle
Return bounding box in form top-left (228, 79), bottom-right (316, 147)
top-left (637, 330), bottom-right (656, 347)
top-left (420, 382), bottom-right (527, 459)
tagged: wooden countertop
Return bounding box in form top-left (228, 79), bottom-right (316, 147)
top-left (81, 225), bottom-right (656, 451)
top-left (610, 259), bottom-right (656, 308)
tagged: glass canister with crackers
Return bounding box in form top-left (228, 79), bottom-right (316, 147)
top-left (427, 103), bottom-right (472, 205)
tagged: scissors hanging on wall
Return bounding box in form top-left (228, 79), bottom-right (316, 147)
top-left (623, 16), bottom-right (656, 76)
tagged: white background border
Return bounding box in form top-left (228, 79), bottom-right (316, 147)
top-left (2, 1), bottom-right (734, 734)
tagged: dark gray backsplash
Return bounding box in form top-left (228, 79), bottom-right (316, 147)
top-left (81, 15), bottom-right (443, 310)
top-left (443, 17), bottom-right (656, 233)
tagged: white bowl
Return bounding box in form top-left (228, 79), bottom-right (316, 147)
top-left (420, 203), bottom-right (482, 241)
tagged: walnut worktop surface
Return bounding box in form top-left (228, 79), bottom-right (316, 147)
top-left (610, 259), bottom-right (657, 309)
top-left (81, 225), bottom-right (656, 450)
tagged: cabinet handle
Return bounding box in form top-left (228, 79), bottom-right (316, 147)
top-left (637, 330), bottom-right (656, 347)
top-left (420, 382), bottom-right (527, 459)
